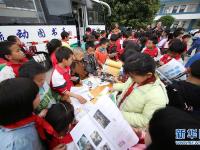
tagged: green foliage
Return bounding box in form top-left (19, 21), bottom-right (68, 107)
top-left (103, 0), bottom-right (160, 29)
top-left (159, 15), bottom-right (175, 27)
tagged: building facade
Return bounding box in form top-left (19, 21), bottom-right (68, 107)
top-left (155, 0), bottom-right (200, 31)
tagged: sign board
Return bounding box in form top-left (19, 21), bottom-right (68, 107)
top-left (0, 25), bottom-right (77, 52)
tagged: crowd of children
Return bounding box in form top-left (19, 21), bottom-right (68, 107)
top-left (0, 23), bottom-right (200, 150)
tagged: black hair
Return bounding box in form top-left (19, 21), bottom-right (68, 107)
top-left (55, 46), bottom-right (73, 63)
top-left (123, 40), bottom-right (140, 52)
top-left (0, 78), bottom-right (39, 125)
top-left (101, 30), bottom-right (106, 35)
top-left (173, 28), bottom-right (184, 38)
top-left (46, 39), bottom-right (62, 55)
top-left (7, 35), bottom-right (18, 43)
top-left (169, 39), bottom-right (185, 54)
top-left (124, 31), bottom-right (132, 39)
top-left (86, 27), bottom-right (91, 32)
top-left (149, 35), bottom-right (158, 45)
top-left (0, 41), bottom-right (15, 60)
top-left (190, 59), bottom-right (200, 79)
top-left (123, 53), bottom-right (156, 75)
top-left (147, 107), bottom-right (200, 150)
top-left (110, 34), bottom-right (119, 42)
top-left (120, 49), bottom-right (138, 62)
top-left (91, 30), bottom-right (100, 40)
top-left (61, 31), bottom-right (69, 40)
top-left (45, 102), bottom-right (74, 133)
top-left (110, 23), bottom-right (119, 31)
top-left (99, 38), bottom-right (109, 45)
top-left (182, 34), bottom-right (191, 39)
top-left (85, 41), bottom-right (95, 50)
top-left (19, 61), bottom-right (46, 79)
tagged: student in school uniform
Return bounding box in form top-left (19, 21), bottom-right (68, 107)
top-left (50, 46), bottom-right (87, 104)
top-left (0, 78), bottom-right (44, 150)
top-left (0, 41), bottom-right (27, 77)
top-left (45, 102), bottom-right (76, 150)
top-left (46, 39), bottom-right (62, 67)
top-left (160, 39), bottom-right (185, 65)
top-left (142, 35), bottom-right (161, 61)
top-left (112, 53), bottom-right (169, 128)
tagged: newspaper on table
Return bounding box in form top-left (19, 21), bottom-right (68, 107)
top-left (82, 76), bottom-right (109, 89)
top-left (157, 58), bottom-right (187, 83)
top-left (70, 95), bottom-right (139, 150)
top-left (70, 86), bottom-right (95, 121)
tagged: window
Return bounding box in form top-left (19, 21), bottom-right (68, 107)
top-left (4, 0), bottom-right (35, 9)
top-left (86, 0), bottom-right (105, 25)
top-left (179, 5), bottom-right (186, 13)
top-left (187, 4), bottom-right (198, 12)
top-left (172, 6), bottom-right (178, 13)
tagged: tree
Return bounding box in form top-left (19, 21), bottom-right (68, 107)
top-left (159, 15), bottom-right (175, 28)
top-left (103, 0), bottom-right (160, 29)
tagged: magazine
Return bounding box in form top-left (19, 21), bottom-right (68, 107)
top-left (157, 58), bottom-right (187, 82)
top-left (70, 95), bottom-right (139, 150)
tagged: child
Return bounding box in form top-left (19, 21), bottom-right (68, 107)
top-left (100, 30), bottom-right (107, 39)
top-left (50, 46), bottom-right (87, 104)
top-left (142, 35), bottom-right (161, 61)
top-left (84, 41), bottom-right (99, 75)
top-left (167, 59), bottom-right (200, 116)
top-left (61, 31), bottom-right (71, 49)
top-left (95, 38), bottom-right (109, 67)
top-left (0, 78), bottom-right (44, 149)
top-left (46, 39), bottom-right (62, 67)
top-left (45, 102), bottom-right (75, 150)
top-left (182, 34), bottom-right (191, 52)
top-left (71, 47), bottom-right (88, 80)
top-left (18, 61), bottom-right (67, 115)
top-left (145, 107), bottom-right (200, 150)
top-left (112, 53), bottom-right (168, 128)
top-left (0, 41), bottom-right (27, 77)
top-left (160, 39), bottom-right (185, 65)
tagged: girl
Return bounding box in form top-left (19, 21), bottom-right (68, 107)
top-left (0, 78), bottom-right (43, 149)
top-left (45, 102), bottom-right (76, 150)
top-left (112, 53), bottom-right (169, 128)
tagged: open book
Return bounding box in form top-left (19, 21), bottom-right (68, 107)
top-left (157, 58), bottom-right (186, 83)
top-left (102, 59), bottom-right (122, 77)
top-left (70, 95), bottom-right (139, 150)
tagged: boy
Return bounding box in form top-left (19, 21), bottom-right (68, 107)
top-left (142, 35), bottom-right (161, 61)
top-left (50, 46), bottom-right (87, 104)
top-left (18, 61), bottom-right (67, 114)
top-left (182, 34), bottom-right (191, 52)
top-left (100, 30), bottom-right (107, 39)
top-left (95, 38), bottom-right (109, 67)
top-left (61, 31), bottom-right (71, 49)
top-left (160, 39), bottom-right (185, 65)
top-left (84, 41), bottom-right (99, 75)
top-left (0, 41), bottom-right (27, 77)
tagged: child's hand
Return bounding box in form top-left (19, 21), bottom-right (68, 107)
top-left (76, 95), bottom-right (87, 104)
top-left (52, 144), bottom-right (66, 150)
top-left (109, 87), bottom-right (115, 93)
top-left (61, 94), bottom-right (70, 103)
top-left (38, 109), bottom-right (48, 118)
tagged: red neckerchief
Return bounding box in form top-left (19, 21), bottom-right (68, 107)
top-left (160, 54), bottom-right (181, 64)
top-left (6, 58), bottom-right (28, 77)
top-left (118, 75), bottom-right (156, 108)
top-left (3, 114), bottom-right (74, 149)
top-left (143, 46), bottom-right (158, 58)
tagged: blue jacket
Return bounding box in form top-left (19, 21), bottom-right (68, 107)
top-left (0, 122), bottom-right (44, 150)
top-left (188, 38), bottom-right (200, 53)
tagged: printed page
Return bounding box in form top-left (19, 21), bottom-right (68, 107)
top-left (157, 59), bottom-right (186, 81)
top-left (70, 86), bottom-right (94, 101)
top-left (88, 95), bottom-right (139, 150)
top-left (70, 115), bottom-right (116, 150)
